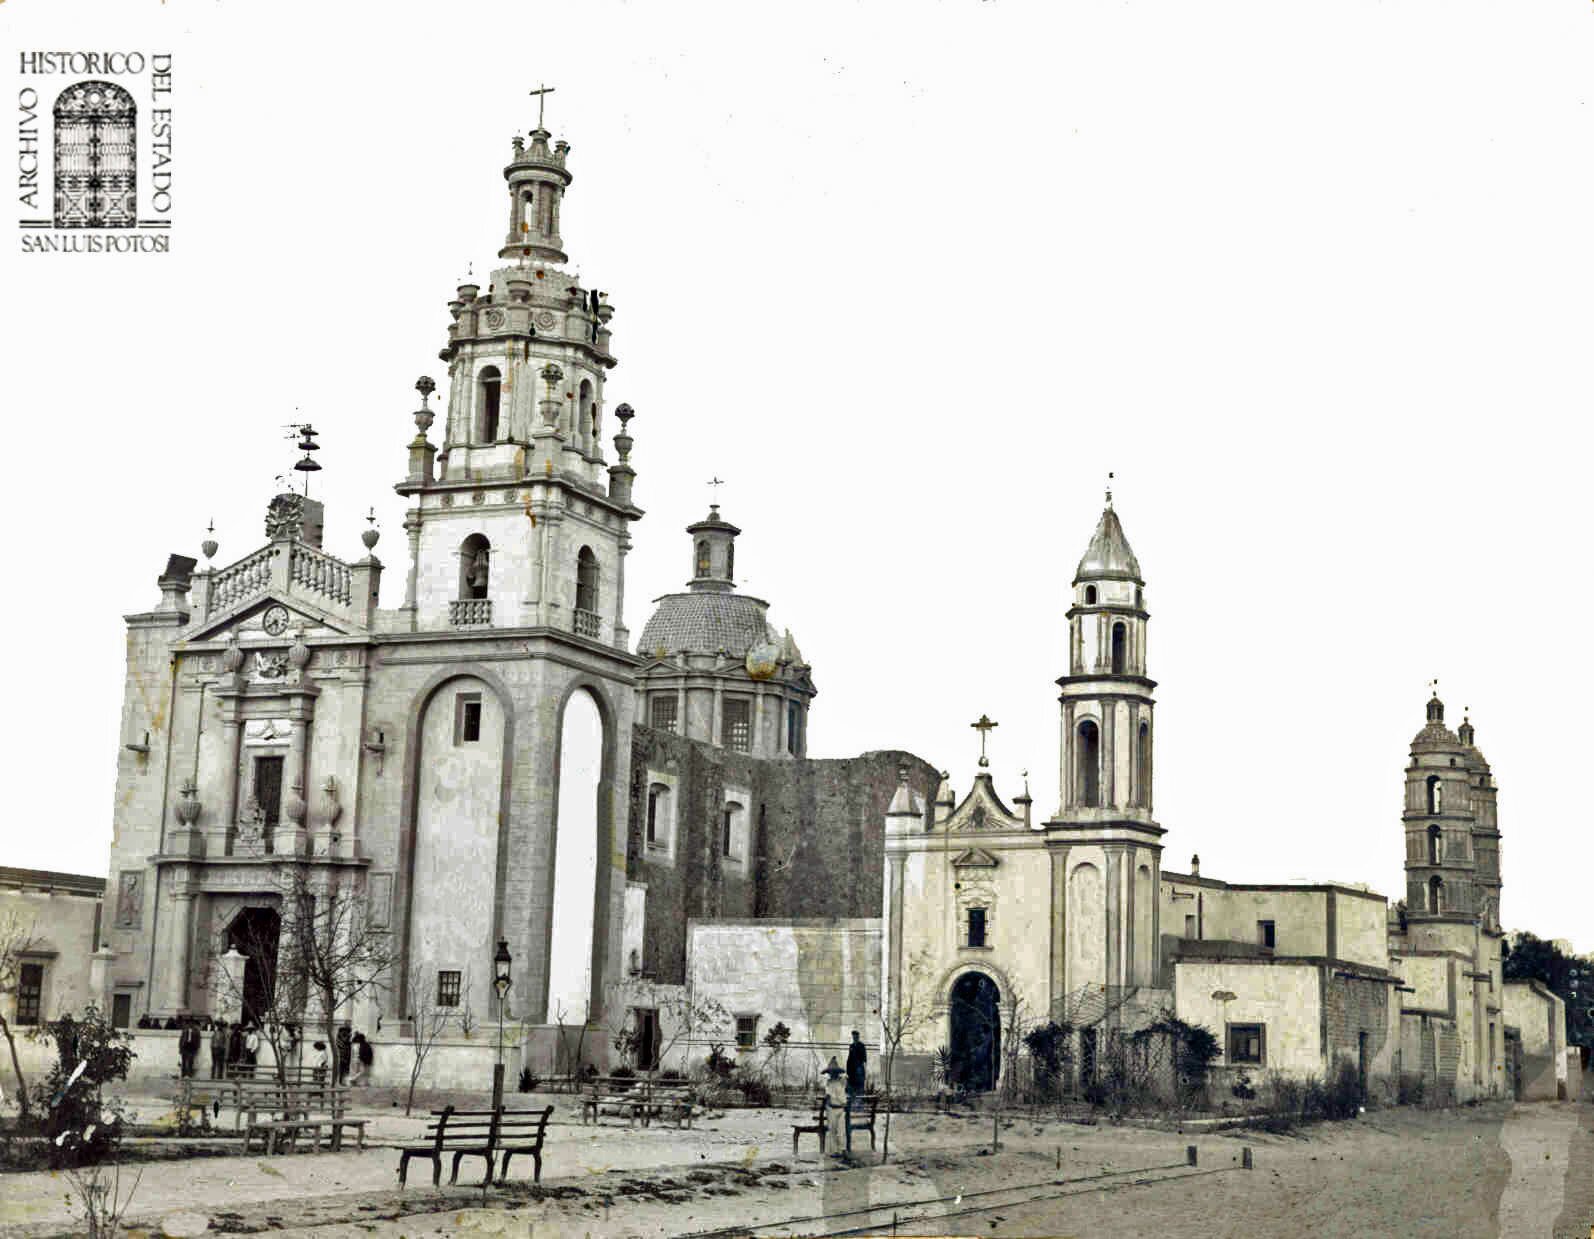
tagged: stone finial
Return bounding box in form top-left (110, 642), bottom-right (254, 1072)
top-left (201, 520), bottom-right (218, 563)
top-left (1190, 853), bottom-right (1200, 877)
top-left (221, 629), bottom-right (245, 675)
top-left (362, 507), bottom-right (381, 551)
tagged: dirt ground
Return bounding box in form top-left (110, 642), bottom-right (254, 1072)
top-left (1, 1089), bottom-right (1589, 1237)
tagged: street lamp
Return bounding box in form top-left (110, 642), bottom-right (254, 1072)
top-left (492, 938), bottom-right (513, 1111)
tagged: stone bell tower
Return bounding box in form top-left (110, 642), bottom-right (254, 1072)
top-left (1046, 486), bottom-right (1164, 1002)
top-left (1402, 689), bottom-right (1493, 939)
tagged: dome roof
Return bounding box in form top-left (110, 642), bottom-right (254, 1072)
top-left (1075, 505), bottom-right (1142, 584)
top-left (637, 591), bottom-right (779, 659)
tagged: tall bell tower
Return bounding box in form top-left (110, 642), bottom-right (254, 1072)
top-left (1046, 487), bottom-right (1164, 1004)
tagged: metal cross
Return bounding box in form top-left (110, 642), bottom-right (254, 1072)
top-left (971, 714), bottom-right (998, 768)
top-left (529, 84), bottom-right (555, 129)
top-left (708, 476), bottom-right (725, 494)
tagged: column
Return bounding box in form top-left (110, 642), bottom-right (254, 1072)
top-left (1103, 701), bottom-right (1116, 809)
top-left (886, 854), bottom-right (906, 1028)
top-left (88, 947), bottom-right (117, 1016)
top-left (712, 682), bottom-right (724, 748)
top-left (166, 891), bottom-right (195, 1014)
top-left (402, 510), bottom-right (422, 628)
top-left (1104, 847), bottom-right (1122, 1001)
top-left (1049, 846), bottom-right (1069, 1018)
top-left (214, 712), bottom-right (242, 856)
top-left (753, 685), bottom-right (766, 755)
top-left (675, 683), bottom-right (687, 739)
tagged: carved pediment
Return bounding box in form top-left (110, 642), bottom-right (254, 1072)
top-left (947, 775), bottom-right (1023, 832)
top-left (951, 847), bottom-right (999, 869)
top-left (183, 595), bottom-right (356, 646)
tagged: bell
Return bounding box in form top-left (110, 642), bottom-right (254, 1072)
top-left (293, 452), bottom-right (322, 474)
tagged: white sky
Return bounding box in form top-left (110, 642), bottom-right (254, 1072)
top-left (2, 1), bottom-right (1589, 953)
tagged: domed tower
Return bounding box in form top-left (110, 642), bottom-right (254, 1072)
top-left (1403, 690), bottom-right (1482, 932)
top-left (1047, 488), bottom-right (1163, 998)
top-left (635, 506), bottom-right (816, 757)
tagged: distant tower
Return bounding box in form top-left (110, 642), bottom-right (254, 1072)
top-left (1404, 691), bottom-right (1500, 933)
top-left (1048, 489), bottom-right (1163, 1001)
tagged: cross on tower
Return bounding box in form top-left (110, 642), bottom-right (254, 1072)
top-left (529, 84), bottom-right (555, 129)
top-left (971, 714), bottom-right (998, 768)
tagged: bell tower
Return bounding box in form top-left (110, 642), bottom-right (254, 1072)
top-left (1403, 689), bottom-right (1486, 934)
top-left (1047, 486), bottom-right (1164, 1002)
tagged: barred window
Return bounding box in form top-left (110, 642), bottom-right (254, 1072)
top-left (437, 970), bottom-right (462, 1007)
top-left (724, 698), bottom-right (751, 753)
top-left (650, 694), bottom-right (678, 734)
top-left (16, 963), bottom-right (43, 1025)
top-left (735, 1014), bottom-right (759, 1050)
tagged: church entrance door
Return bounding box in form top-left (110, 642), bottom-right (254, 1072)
top-left (948, 971), bottom-right (1000, 1092)
top-left (227, 906), bottom-right (281, 1028)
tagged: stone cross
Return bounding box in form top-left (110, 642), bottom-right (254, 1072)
top-left (529, 84), bottom-right (555, 129)
top-left (971, 714), bottom-right (998, 768)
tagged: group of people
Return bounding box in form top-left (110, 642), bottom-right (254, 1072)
top-left (174, 1017), bottom-right (375, 1084)
top-left (819, 1029), bottom-right (870, 1150)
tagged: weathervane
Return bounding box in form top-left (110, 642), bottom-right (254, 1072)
top-left (1106, 470), bottom-right (1115, 508)
top-left (529, 84), bottom-right (555, 129)
top-left (971, 714), bottom-right (998, 768)
top-left (283, 422), bottom-right (322, 495)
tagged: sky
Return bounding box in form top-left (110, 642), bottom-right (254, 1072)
top-left (2, 1), bottom-right (1589, 953)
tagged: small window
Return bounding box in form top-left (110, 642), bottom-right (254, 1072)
top-left (16, 962), bottom-right (44, 1025)
top-left (695, 540), bottom-right (711, 577)
top-left (1076, 719), bottom-right (1101, 807)
top-left (1184, 914), bottom-right (1197, 938)
top-left (437, 970), bottom-right (462, 1007)
top-left (1428, 825), bottom-right (1442, 865)
top-left (1085, 585), bottom-right (1098, 605)
top-left (967, 907), bottom-right (988, 948)
top-left (645, 782), bottom-right (671, 853)
top-left (722, 801), bottom-right (745, 860)
top-left (575, 546), bottom-right (599, 616)
top-left (649, 695), bottom-right (678, 734)
top-left (1425, 774), bottom-right (1442, 816)
top-left (456, 693), bottom-right (483, 744)
top-left (735, 1014), bottom-right (759, 1050)
top-left (724, 698), bottom-right (752, 753)
top-left (1228, 1023), bottom-right (1265, 1065)
top-left (111, 992), bottom-right (132, 1030)
top-left (1111, 622), bottom-right (1127, 674)
top-left (460, 534), bottom-right (491, 600)
top-left (786, 702), bottom-right (801, 756)
top-left (1428, 875), bottom-right (1444, 914)
top-left (479, 367), bottom-right (502, 442)
top-left (1257, 920), bottom-right (1276, 950)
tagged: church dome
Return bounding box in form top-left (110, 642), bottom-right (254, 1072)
top-left (1074, 504), bottom-right (1142, 584)
top-left (637, 591), bottom-right (779, 660)
top-left (1410, 692), bottom-right (1460, 751)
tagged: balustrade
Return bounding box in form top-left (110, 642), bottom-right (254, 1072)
top-left (211, 547), bottom-right (278, 611)
top-left (450, 598), bottom-right (493, 626)
top-left (573, 607), bottom-right (601, 639)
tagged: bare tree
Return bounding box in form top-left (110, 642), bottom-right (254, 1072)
top-left (609, 979), bottom-right (731, 1083)
top-left (0, 909), bottom-right (39, 1117)
top-left (877, 951), bottom-right (933, 1163)
top-left (401, 960), bottom-right (451, 1116)
top-left (202, 864), bottom-right (393, 1082)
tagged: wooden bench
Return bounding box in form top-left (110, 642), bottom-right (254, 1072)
top-left (845, 1093), bottom-right (878, 1151)
top-left (240, 1084), bottom-right (365, 1154)
top-left (792, 1097), bottom-right (829, 1155)
top-left (397, 1106), bottom-right (553, 1187)
top-left (579, 1077), bottom-right (649, 1127)
top-left (643, 1083), bottom-right (698, 1129)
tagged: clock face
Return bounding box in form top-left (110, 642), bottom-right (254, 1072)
top-left (262, 605), bottom-right (291, 636)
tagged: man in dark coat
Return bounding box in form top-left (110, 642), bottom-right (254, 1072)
top-left (178, 1018), bottom-right (200, 1078)
top-left (846, 1029), bottom-right (867, 1095)
top-left (209, 1020), bottom-right (228, 1080)
top-left (335, 1024), bottom-right (353, 1085)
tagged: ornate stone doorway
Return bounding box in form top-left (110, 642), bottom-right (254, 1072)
top-left (948, 971), bottom-right (1001, 1092)
top-left (227, 906), bottom-right (281, 1028)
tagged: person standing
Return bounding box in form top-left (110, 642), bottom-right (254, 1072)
top-left (846, 1029), bottom-right (868, 1097)
top-left (350, 1032), bottom-right (373, 1086)
top-left (209, 1019), bottom-right (228, 1080)
top-left (178, 1018), bottom-right (199, 1078)
top-left (243, 1024), bottom-right (261, 1067)
top-left (822, 1057), bottom-right (847, 1152)
top-left (335, 1023), bottom-right (353, 1085)
top-left (310, 1040), bottom-right (330, 1083)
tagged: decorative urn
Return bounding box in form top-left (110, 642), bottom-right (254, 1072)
top-left (174, 780), bottom-right (202, 826)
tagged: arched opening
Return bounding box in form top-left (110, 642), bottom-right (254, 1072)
top-left (459, 534), bottom-right (490, 600)
top-left (547, 690), bottom-right (603, 1025)
top-left (574, 547), bottom-right (599, 637)
top-left (1084, 585), bottom-right (1098, 606)
top-left (1067, 862), bottom-right (1105, 988)
top-left (520, 190), bottom-right (535, 236)
top-left (948, 971), bottom-right (1001, 1092)
top-left (645, 783), bottom-right (671, 849)
top-left (578, 379), bottom-right (594, 452)
top-left (1428, 825), bottom-right (1442, 865)
top-left (722, 801), bottom-right (745, 859)
top-left (225, 907), bottom-right (281, 1030)
top-left (1134, 864), bottom-right (1154, 985)
top-left (1428, 875), bottom-right (1444, 914)
top-left (478, 367), bottom-right (502, 443)
top-left (1135, 721), bottom-right (1151, 809)
top-left (54, 82), bottom-right (136, 228)
top-left (1425, 775), bottom-right (1442, 816)
top-left (725, 539), bottom-right (734, 582)
top-left (1111, 623), bottom-right (1128, 674)
top-left (1077, 719), bottom-right (1101, 808)
top-left (695, 540), bottom-right (711, 578)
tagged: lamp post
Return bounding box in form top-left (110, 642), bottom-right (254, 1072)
top-left (492, 938), bottom-right (513, 1112)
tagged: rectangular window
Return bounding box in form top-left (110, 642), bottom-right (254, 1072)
top-left (254, 755), bottom-right (284, 829)
top-left (735, 1014), bottom-right (759, 1050)
top-left (437, 970), bottom-right (462, 1007)
top-left (16, 962), bottom-right (43, 1025)
top-left (1228, 1023), bottom-right (1266, 1065)
top-left (650, 695), bottom-right (678, 734)
top-left (456, 693), bottom-right (483, 744)
top-left (724, 698), bottom-right (752, 753)
top-left (111, 993), bottom-right (132, 1029)
top-left (647, 789), bottom-right (660, 845)
top-left (1257, 920), bottom-right (1276, 950)
top-left (967, 907), bottom-right (988, 948)
top-left (1184, 914), bottom-right (1197, 939)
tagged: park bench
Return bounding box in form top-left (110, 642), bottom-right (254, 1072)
top-left (579, 1076), bottom-right (650, 1127)
top-left (240, 1082), bottom-right (366, 1154)
top-left (791, 1097), bottom-right (830, 1155)
top-left (845, 1093), bottom-right (878, 1151)
top-left (396, 1105), bottom-right (554, 1187)
top-left (643, 1082), bottom-right (698, 1129)
top-left (226, 1063), bottom-right (323, 1083)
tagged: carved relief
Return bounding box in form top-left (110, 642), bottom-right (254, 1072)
top-left (368, 872), bottom-right (394, 929)
top-left (252, 651), bottom-right (291, 681)
top-left (243, 719), bottom-right (293, 745)
top-left (265, 493), bottom-right (308, 540)
top-left (115, 871), bottom-right (143, 927)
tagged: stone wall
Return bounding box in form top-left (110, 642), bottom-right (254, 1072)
top-left (626, 727), bottom-right (937, 985)
top-left (1323, 972), bottom-right (1395, 1081)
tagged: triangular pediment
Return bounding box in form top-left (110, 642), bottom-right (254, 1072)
top-left (183, 593), bottom-right (358, 644)
top-left (951, 847), bottom-right (1000, 869)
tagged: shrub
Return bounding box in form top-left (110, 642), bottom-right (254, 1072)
top-left (659, 1068), bottom-right (685, 1082)
top-left (705, 1044), bottom-right (735, 1080)
top-left (27, 1006), bottom-right (135, 1168)
top-left (735, 1073), bottom-right (773, 1107)
top-left (1230, 1071), bottom-right (1257, 1100)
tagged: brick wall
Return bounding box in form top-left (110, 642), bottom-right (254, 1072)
top-left (1323, 972), bottom-right (1391, 1076)
top-left (627, 726), bottom-right (937, 984)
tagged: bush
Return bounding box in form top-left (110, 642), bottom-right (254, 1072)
top-left (517, 1067), bottom-right (541, 1093)
top-left (610, 1064), bottom-right (637, 1090)
top-left (735, 1073), bottom-right (773, 1107)
top-left (705, 1044), bottom-right (734, 1080)
top-left (27, 1006), bottom-right (135, 1168)
top-left (659, 1068), bottom-right (684, 1082)
top-left (1231, 1071), bottom-right (1257, 1100)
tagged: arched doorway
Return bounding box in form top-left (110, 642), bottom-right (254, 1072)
top-left (227, 906), bottom-right (281, 1029)
top-left (948, 971), bottom-right (1001, 1092)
